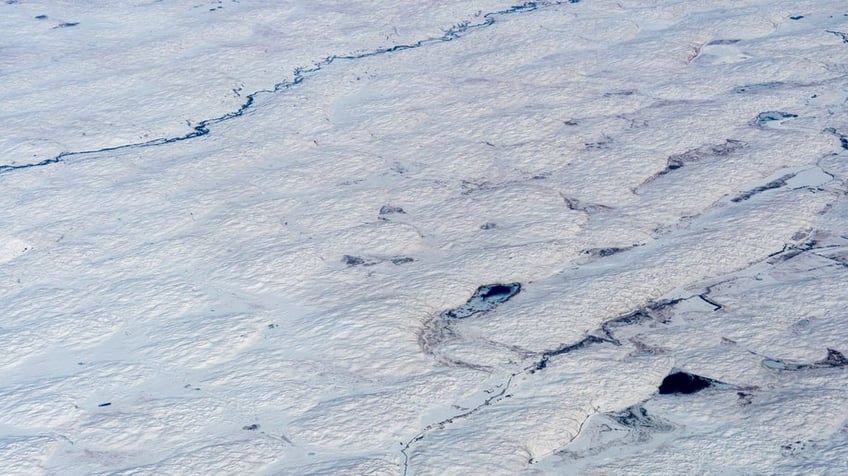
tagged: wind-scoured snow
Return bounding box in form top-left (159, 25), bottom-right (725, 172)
top-left (1, 0), bottom-right (847, 474)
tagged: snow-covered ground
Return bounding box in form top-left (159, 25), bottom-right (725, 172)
top-left (2, 0), bottom-right (847, 474)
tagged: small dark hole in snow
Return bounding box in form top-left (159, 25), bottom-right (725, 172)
top-left (243, 424), bottom-right (260, 431)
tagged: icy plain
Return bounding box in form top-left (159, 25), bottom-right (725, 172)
top-left (2, 0), bottom-right (848, 474)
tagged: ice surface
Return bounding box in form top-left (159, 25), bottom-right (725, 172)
top-left (2, 0), bottom-right (848, 474)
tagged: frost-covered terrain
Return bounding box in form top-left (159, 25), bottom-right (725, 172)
top-left (2, 0), bottom-right (848, 474)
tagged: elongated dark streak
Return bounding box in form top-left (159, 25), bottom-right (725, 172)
top-left (826, 30), bottom-right (848, 44)
top-left (2, 1), bottom-right (572, 176)
top-left (698, 294), bottom-right (722, 311)
top-left (400, 374), bottom-right (517, 476)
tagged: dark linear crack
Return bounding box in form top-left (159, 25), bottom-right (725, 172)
top-left (730, 173), bottom-right (795, 202)
top-left (2, 1), bottom-right (573, 177)
top-left (533, 335), bottom-right (609, 371)
top-left (400, 374), bottom-right (517, 476)
top-left (698, 293), bottom-right (722, 311)
top-left (405, 234), bottom-right (812, 471)
top-left (638, 140), bottom-right (746, 189)
top-left (538, 411), bottom-right (594, 463)
top-left (532, 298), bottom-right (688, 372)
top-left (767, 239), bottom-right (819, 263)
top-left (512, 234), bottom-right (845, 463)
top-left (384, 6), bottom-right (604, 472)
top-left (762, 235), bottom-right (848, 271)
top-left (826, 30), bottom-right (848, 44)
top-left (599, 298), bottom-right (684, 345)
top-left (535, 235), bottom-right (841, 373)
top-left (762, 348), bottom-right (848, 371)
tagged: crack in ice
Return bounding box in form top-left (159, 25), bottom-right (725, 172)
top-left (1, 1), bottom-right (576, 176)
top-left (400, 374), bottom-right (517, 476)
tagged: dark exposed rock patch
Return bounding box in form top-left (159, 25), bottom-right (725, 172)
top-left (731, 173), bottom-right (794, 202)
top-left (639, 140), bottom-right (746, 189)
top-left (658, 371), bottom-right (721, 395)
top-left (763, 348), bottom-right (848, 371)
top-left (582, 247), bottom-right (624, 257)
top-left (379, 205), bottom-right (406, 215)
top-left (609, 404), bottom-right (675, 432)
top-left (753, 111), bottom-right (797, 126)
top-left (342, 255), bottom-right (375, 267)
top-left (560, 195), bottom-right (612, 214)
top-left (441, 283), bottom-right (522, 319)
top-left (734, 82), bottom-right (784, 93)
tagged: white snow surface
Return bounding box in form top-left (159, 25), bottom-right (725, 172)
top-left (2, 0), bottom-right (848, 474)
